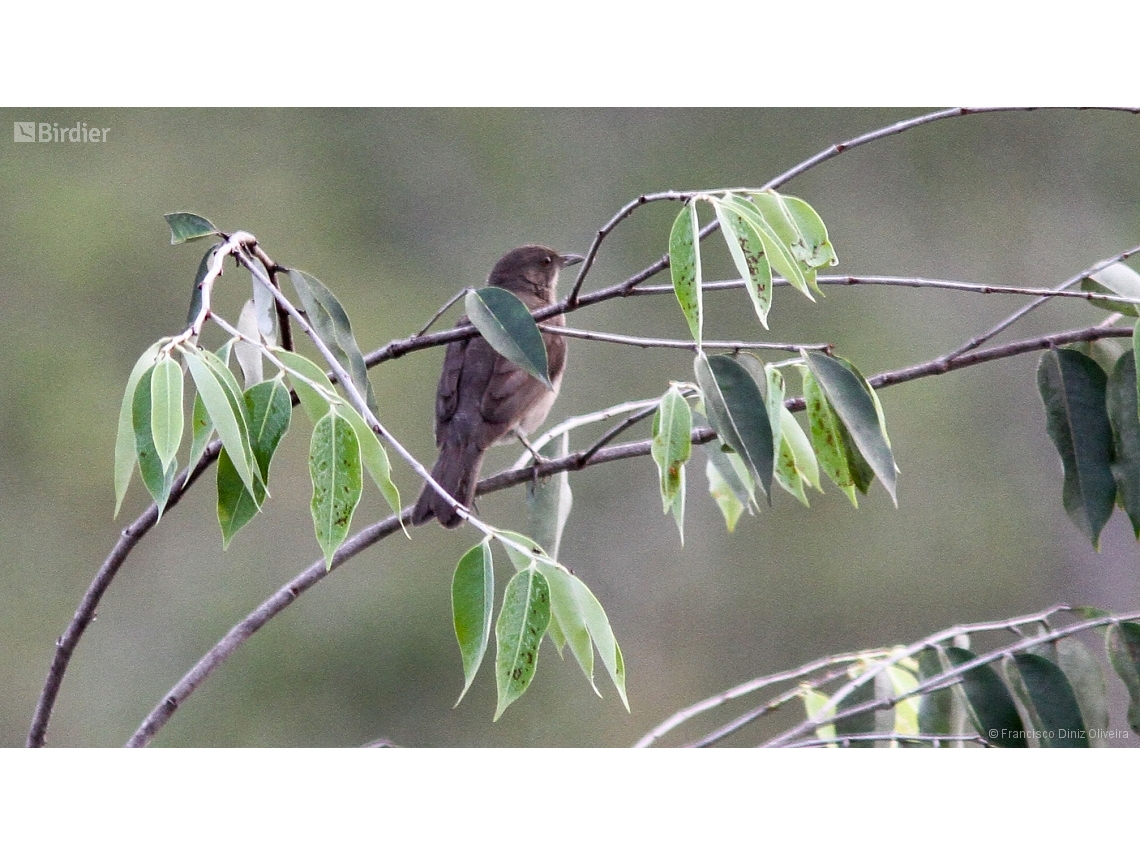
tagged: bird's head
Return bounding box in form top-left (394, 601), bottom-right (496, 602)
top-left (488, 245), bottom-right (584, 301)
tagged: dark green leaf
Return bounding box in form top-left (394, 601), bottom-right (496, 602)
top-left (289, 269), bottom-right (379, 417)
top-left (711, 195), bottom-right (772, 327)
top-left (453, 539), bottom-right (494, 705)
top-left (1052, 637), bottom-right (1109, 746)
top-left (1107, 350), bottom-right (1140, 537)
top-left (526, 433), bottom-right (573, 561)
top-left (801, 366), bottom-right (857, 505)
top-left (835, 678), bottom-right (877, 747)
top-left (695, 353), bottom-right (774, 500)
top-left (1037, 349), bottom-right (1115, 548)
top-left (217, 447), bottom-right (264, 548)
top-left (804, 351), bottom-right (897, 505)
top-left (941, 647), bottom-right (1027, 747)
top-left (309, 409), bottom-right (363, 568)
top-left (131, 366), bottom-right (175, 515)
top-left (165, 212), bottom-right (219, 244)
top-left (465, 286), bottom-right (551, 389)
top-left (916, 648), bottom-right (965, 741)
top-left (494, 568), bottom-right (550, 720)
top-left (668, 202), bottom-right (702, 345)
top-left (1006, 653), bottom-right (1088, 747)
top-left (185, 243), bottom-right (221, 326)
top-left (1106, 621), bottom-right (1140, 735)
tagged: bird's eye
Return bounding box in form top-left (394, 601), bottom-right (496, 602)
top-left (542, 256), bottom-right (552, 265)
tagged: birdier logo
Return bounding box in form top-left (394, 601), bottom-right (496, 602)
top-left (13, 121), bottom-right (110, 143)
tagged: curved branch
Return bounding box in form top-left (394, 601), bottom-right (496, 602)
top-left (128, 320), bottom-right (1136, 745)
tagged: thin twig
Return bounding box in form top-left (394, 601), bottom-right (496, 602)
top-left (542, 324), bottom-right (829, 353)
top-left (414, 288), bottom-right (468, 337)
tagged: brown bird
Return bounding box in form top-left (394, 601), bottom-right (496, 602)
top-left (411, 245), bottom-right (584, 528)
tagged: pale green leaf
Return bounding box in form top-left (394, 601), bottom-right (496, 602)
top-left (114, 341), bottom-right (163, 516)
top-left (712, 195), bottom-right (772, 327)
top-left (182, 346), bottom-right (258, 498)
top-left (149, 355), bottom-right (184, 471)
top-left (526, 433), bottom-right (573, 561)
top-left (309, 409), bottom-right (363, 569)
top-left (274, 348), bottom-right (338, 423)
top-left (164, 212), bottom-right (219, 244)
top-left (336, 401), bottom-right (403, 526)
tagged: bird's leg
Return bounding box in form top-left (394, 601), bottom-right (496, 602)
top-left (512, 429), bottom-right (550, 487)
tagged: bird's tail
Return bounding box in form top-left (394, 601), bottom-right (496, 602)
top-left (410, 439), bottom-right (484, 528)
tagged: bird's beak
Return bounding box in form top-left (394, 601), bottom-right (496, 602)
top-left (560, 253), bottom-right (585, 268)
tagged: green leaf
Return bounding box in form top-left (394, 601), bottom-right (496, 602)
top-left (651, 385), bottom-right (692, 533)
top-left (775, 409), bottom-right (819, 506)
top-left (711, 195), bottom-right (772, 327)
top-left (801, 366), bottom-right (858, 506)
top-left (834, 676), bottom-right (876, 746)
top-left (149, 355), bottom-right (184, 472)
top-left (1037, 349), bottom-right (1115, 548)
top-left (1052, 636), bottom-right (1109, 746)
top-left (669, 201), bottom-right (702, 345)
top-left (182, 346), bottom-right (259, 498)
top-left (274, 348), bottom-right (337, 423)
top-left (234, 299), bottom-right (264, 388)
top-left (1106, 621), bottom-right (1140, 735)
top-left (185, 341), bottom-right (233, 471)
top-left (336, 401), bottom-right (403, 525)
top-left (526, 433), bottom-right (573, 561)
top-left (754, 191), bottom-right (837, 271)
top-left (216, 447), bottom-right (264, 549)
top-left (453, 539), bottom-right (495, 706)
top-left (695, 353), bottom-right (774, 500)
top-left (1081, 262), bottom-right (1140, 316)
top-left (706, 456), bottom-right (746, 531)
top-left (164, 212), bottom-right (219, 244)
top-left (1005, 653), bottom-right (1088, 747)
top-left (941, 646), bottom-right (1027, 747)
top-left (464, 285), bottom-right (552, 389)
top-left (494, 568), bottom-right (550, 720)
top-left (247, 253), bottom-right (279, 340)
top-left (703, 437), bottom-right (756, 514)
top-left (114, 341), bottom-right (163, 516)
top-left (724, 195), bottom-right (809, 298)
top-left (309, 409), bottom-right (363, 569)
top-left (289, 269), bottom-right (379, 417)
top-left (887, 663), bottom-right (921, 738)
top-left (803, 351), bottom-right (897, 505)
top-left (1107, 350), bottom-right (1140, 537)
top-left (131, 365), bottom-right (176, 515)
top-left (916, 647), bottom-right (966, 741)
top-left (541, 563), bottom-right (629, 711)
top-left (802, 688), bottom-right (837, 744)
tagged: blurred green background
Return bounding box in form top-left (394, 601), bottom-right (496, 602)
top-left (3, 108), bottom-right (1139, 747)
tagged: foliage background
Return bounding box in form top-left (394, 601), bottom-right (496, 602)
top-left (2, 108), bottom-right (1138, 747)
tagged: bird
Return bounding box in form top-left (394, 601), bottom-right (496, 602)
top-left (411, 245), bottom-right (584, 528)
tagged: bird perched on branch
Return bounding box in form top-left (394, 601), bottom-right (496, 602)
top-left (411, 245), bottom-right (584, 528)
